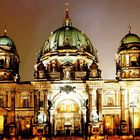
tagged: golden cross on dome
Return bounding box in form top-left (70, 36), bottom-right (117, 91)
top-left (128, 25), bottom-right (132, 34)
top-left (65, 2), bottom-right (70, 9)
top-left (63, 2), bottom-right (72, 27)
top-left (64, 2), bottom-right (70, 18)
top-left (4, 26), bottom-right (7, 36)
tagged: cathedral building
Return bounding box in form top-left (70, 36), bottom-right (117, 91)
top-left (0, 9), bottom-right (140, 137)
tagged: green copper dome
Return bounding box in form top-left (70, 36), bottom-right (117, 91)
top-left (120, 33), bottom-right (140, 45)
top-left (38, 10), bottom-right (97, 60)
top-left (0, 35), bottom-right (16, 52)
top-left (118, 33), bottom-right (140, 52)
top-left (41, 26), bottom-right (95, 53)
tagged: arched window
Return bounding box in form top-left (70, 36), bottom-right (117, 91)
top-left (130, 54), bottom-right (139, 67)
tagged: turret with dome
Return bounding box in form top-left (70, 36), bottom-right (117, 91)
top-left (34, 9), bottom-right (101, 81)
top-left (0, 30), bottom-right (20, 82)
top-left (116, 27), bottom-right (140, 80)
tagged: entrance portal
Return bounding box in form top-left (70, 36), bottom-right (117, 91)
top-left (54, 100), bottom-right (81, 136)
top-left (64, 122), bottom-right (72, 136)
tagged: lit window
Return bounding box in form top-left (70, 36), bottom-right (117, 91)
top-left (130, 54), bottom-right (139, 67)
top-left (22, 98), bottom-right (29, 107)
top-left (107, 97), bottom-right (113, 106)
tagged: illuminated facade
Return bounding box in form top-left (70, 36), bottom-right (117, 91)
top-left (0, 10), bottom-right (140, 137)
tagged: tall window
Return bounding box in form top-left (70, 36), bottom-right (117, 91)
top-left (107, 97), bottom-right (113, 106)
top-left (0, 98), bottom-right (4, 107)
top-left (39, 101), bottom-right (43, 107)
top-left (22, 98), bottom-right (29, 107)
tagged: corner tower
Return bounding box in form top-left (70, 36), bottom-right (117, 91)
top-left (116, 28), bottom-right (140, 80)
top-left (0, 30), bottom-right (20, 82)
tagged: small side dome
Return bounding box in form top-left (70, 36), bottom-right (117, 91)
top-left (118, 33), bottom-right (140, 52)
top-left (121, 33), bottom-right (140, 44)
top-left (0, 35), bottom-right (15, 46)
top-left (0, 31), bottom-right (20, 82)
top-left (0, 34), bottom-right (16, 52)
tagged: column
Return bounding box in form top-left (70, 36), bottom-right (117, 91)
top-left (120, 89), bottom-right (127, 135)
top-left (44, 90), bottom-right (48, 119)
top-left (34, 90), bottom-right (39, 123)
top-left (97, 89), bottom-right (104, 134)
top-left (9, 90), bottom-right (16, 136)
top-left (47, 90), bottom-right (52, 137)
top-left (97, 89), bottom-right (102, 122)
top-left (120, 89), bottom-right (125, 121)
top-left (11, 90), bottom-right (15, 123)
top-left (92, 89), bottom-right (97, 107)
top-left (85, 84), bottom-right (93, 140)
top-left (88, 87), bottom-right (93, 123)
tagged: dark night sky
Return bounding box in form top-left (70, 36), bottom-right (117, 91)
top-left (0, 0), bottom-right (139, 81)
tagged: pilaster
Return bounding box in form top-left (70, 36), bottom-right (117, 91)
top-left (97, 88), bottom-right (103, 122)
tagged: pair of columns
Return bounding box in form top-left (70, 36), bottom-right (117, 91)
top-left (86, 85), bottom-right (102, 123)
top-left (34, 90), bottom-right (50, 123)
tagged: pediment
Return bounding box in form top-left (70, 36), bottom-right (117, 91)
top-left (62, 61), bottom-right (73, 66)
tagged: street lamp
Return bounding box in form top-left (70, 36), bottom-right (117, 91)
top-left (26, 123), bottom-right (30, 136)
top-left (106, 122), bottom-right (110, 135)
top-left (130, 101), bottom-right (136, 140)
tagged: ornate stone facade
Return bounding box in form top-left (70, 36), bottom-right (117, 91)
top-left (0, 10), bottom-right (140, 137)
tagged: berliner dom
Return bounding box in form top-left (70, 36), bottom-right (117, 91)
top-left (0, 9), bottom-right (139, 139)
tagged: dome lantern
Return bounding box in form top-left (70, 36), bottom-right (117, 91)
top-left (63, 9), bottom-right (72, 27)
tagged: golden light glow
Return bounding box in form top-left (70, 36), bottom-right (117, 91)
top-left (57, 100), bottom-right (79, 113)
top-left (26, 124), bottom-right (30, 128)
top-left (106, 122), bottom-right (110, 127)
top-left (0, 115), bottom-right (4, 132)
top-left (134, 114), bottom-right (140, 128)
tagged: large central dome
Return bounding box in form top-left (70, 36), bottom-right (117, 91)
top-left (42, 26), bottom-right (95, 54)
top-left (34, 9), bottom-right (101, 81)
top-left (37, 9), bottom-right (97, 61)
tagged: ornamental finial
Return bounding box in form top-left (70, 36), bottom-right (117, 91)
top-left (65, 2), bottom-right (70, 19)
top-left (4, 26), bottom-right (7, 36)
top-left (63, 2), bottom-right (72, 27)
top-left (128, 25), bottom-right (132, 34)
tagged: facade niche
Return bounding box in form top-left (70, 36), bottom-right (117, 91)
top-left (0, 97), bottom-right (4, 107)
top-left (0, 59), bottom-right (4, 68)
